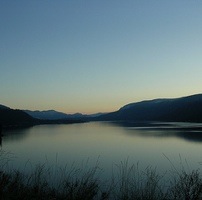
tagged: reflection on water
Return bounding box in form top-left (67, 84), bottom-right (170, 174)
top-left (1, 122), bottom-right (202, 181)
top-left (111, 121), bottom-right (202, 143)
top-left (2, 127), bottom-right (31, 143)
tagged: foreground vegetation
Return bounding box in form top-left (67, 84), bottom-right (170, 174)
top-left (1, 151), bottom-right (202, 199)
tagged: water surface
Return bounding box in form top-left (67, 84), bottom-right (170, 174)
top-left (1, 122), bottom-right (202, 180)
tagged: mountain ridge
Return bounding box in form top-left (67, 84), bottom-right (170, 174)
top-left (24, 110), bottom-right (105, 120)
top-left (97, 93), bottom-right (202, 122)
top-left (2, 93), bottom-right (202, 125)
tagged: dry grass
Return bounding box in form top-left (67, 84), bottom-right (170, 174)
top-left (1, 151), bottom-right (202, 200)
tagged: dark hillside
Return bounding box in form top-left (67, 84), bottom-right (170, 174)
top-left (97, 94), bottom-right (202, 122)
top-left (0, 108), bottom-right (39, 128)
top-left (0, 106), bottom-right (85, 129)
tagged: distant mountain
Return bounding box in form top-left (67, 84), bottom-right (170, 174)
top-left (97, 94), bottom-right (202, 123)
top-left (24, 110), bottom-right (105, 120)
top-left (24, 110), bottom-right (71, 120)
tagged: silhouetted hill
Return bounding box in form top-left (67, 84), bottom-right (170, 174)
top-left (0, 104), bottom-right (10, 110)
top-left (0, 108), bottom-right (39, 128)
top-left (97, 94), bottom-right (202, 122)
top-left (0, 106), bottom-right (85, 128)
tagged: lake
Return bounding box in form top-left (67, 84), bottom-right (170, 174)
top-left (1, 121), bottom-right (202, 183)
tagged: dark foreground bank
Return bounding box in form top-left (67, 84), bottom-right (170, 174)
top-left (0, 154), bottom-right (202, 200)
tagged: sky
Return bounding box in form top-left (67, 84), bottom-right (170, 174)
top-left (1, 0), bottom-right (202, 114)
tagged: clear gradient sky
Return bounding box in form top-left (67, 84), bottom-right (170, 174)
top-left (1, 0), bottom-right (202, 114)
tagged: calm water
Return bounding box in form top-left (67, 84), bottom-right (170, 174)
top-left (1, 121), bottom-right (202, 181)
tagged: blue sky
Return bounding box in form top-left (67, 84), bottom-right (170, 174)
top-left (1, 0), bottom-right (202, 114)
